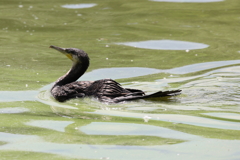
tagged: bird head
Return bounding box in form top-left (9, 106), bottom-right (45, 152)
top-left (50, 45), bottom-right (89, 63)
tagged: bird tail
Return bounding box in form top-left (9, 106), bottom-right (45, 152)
top-left (142, 90), bottom-right (182, 99)
top-left (114, 90), bottom-right (181, 103)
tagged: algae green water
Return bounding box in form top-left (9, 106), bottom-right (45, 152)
top-left (0, 0), bottom-right (240, 159)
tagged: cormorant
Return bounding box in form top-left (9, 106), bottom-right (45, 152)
top-left (50, 45), bottom-right (181, 103)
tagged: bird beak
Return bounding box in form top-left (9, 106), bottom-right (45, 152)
top-left (50, 45), bottom-right (73, 61)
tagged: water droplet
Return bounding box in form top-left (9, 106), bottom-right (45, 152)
top-left (106, 58), bottom-right (108, 60)
top-left (143, 115), bottom-right (151, 122)
top-left (217, 77), bottom-right (222, 81)
top-left (18, 5), bottom-right (23, 8)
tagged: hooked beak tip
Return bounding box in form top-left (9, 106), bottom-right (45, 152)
top-left (49, 45), bottom-right (66, 52)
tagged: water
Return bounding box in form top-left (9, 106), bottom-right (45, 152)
top-left (150, 0), bottom-right (224, 2)
top-left (116, 40), bottom-right (209, 50)
top-left (0, 0), bottom-right (240, 159)
top-left (61, 4), bottom-right (97, 9)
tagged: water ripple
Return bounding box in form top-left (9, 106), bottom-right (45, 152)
top-left (62, 3), bottom-right (97, 9)
top-left (116, 40), bottom-right (209, 50)
top-left (80, 122), bottom-right (199, 140)
top-left (150, 0), bottom-right (224, 3)
top-left (0, 132), bottom-right (239, 160)
top-left (89, 110), bottom-right (240, 130)
top-left (25, 120), bottom-right (74, 132)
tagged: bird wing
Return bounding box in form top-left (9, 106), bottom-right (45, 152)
top-left (86, 79), bottom-right (143, 97)
top-left (51, 81), bottom-right (93, 102)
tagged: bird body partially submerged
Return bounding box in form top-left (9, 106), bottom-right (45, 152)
top-left (50, 45), bottom-right (181, 103)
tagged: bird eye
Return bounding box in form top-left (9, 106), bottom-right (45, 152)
top-left (66, 49), bottom-right (73, 54)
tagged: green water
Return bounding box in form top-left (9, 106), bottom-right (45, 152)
top-left (1, 0), bottom-right (240, 159)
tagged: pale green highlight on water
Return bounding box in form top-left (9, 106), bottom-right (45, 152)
top-left (0, 0), bottom-right (240, 159)
top-left (116, 40), bottom-right (209, 50)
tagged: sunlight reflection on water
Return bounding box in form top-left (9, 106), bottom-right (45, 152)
top-left (81, 67), bottom-right (160, 80)
top-left (80, 122), bottom-right (199, 140)
top-left (116, 40), bottom-right (209, 50)
top-left (201, 113), bottom-right (240, 120)
top-left (81, 60), bottom-right (240, 80)
top-left (1, 1), bottom-right (239, 159)
top-left (61, 3), bottom-right (97, 9)
top-left (0, 91), bottom-right (38, 102)
top-left (0, 107), bottom-right (29, 114)
top-left (0, 131), bottom-right (239, 160)
top-left (89, 110), bottom-right (240, 130)
top-left (2, 60), bottom-right (240, 110)
top-left (150, 0), bottom-right (224, 2)
top-left (26, 120), bottom-right (74, 132)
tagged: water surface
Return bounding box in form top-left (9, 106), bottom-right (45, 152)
top-left (0, 0), bottom-right (240, 159)
top-left (150, 0), bottom-right (224, 2)
top-left (61, 3), bottom-right (97, 9)
top-left (116, 40), bottom-right (209, 50)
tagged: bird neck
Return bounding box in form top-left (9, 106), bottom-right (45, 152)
top-left (54, 59), bottom-right (89, 87)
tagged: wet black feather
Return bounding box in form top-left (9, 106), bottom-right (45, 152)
top-left (50, 46), bottom-right (181, 103)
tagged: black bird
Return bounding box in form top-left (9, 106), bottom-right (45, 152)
top-left (50, 45), bottom-right (181, 103)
